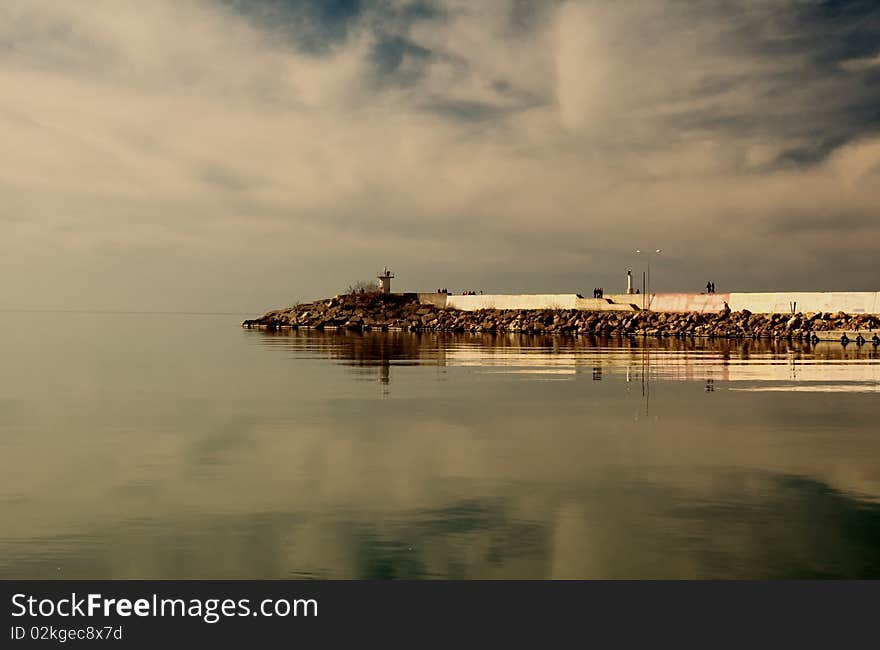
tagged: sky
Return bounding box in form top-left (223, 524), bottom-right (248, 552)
top-left (2, 0), bottom-right (879, 312)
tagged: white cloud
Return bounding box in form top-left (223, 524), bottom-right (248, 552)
top-left (0, 0), bottom-right (878, 311)
top-left (840, 53), bottom-right (880, 72)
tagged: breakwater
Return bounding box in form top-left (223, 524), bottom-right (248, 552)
top-left (243, 294), bottom-right (880, 342)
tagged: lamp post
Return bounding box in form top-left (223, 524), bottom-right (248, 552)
top-left (635, 249), bottom-right (662, 311)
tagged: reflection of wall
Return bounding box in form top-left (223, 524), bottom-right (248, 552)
top-left (443, 342), bottom-right (880, 385)
top-left (259, 330), bottom-right (880, 388)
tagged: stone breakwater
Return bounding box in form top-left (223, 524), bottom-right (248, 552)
top-left (243, 294), bottom-right (880, 341)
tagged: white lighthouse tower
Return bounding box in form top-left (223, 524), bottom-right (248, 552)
top-left (377, 267), bottom-right (394, 294)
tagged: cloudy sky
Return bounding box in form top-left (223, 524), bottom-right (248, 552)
top-left (2, 0), bottom-right (879, 312)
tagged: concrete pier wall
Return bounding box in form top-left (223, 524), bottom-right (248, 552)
top-left (415, 292), bottom-right (449, 308)
top-left (728, 292), bottom-right (880, 314)
top-left (604, 293), bottom-right (731, 313)
top-left (574, 297), bottom-right (639, 311)
top-left (445, 294), bottom-right (582, 311)
top-left (423, 291), bottom-right (880, 314)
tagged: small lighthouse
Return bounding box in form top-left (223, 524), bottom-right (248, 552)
top-left (626, 269), bottom-right (634, 295)
top-left (377, 267), bottom-right (394, 294)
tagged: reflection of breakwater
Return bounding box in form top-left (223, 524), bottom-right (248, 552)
top-left (248, 330), bottom-right (880, 391)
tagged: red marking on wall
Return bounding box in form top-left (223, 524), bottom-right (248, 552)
top-left (648, 293), bottom-right (731, 313)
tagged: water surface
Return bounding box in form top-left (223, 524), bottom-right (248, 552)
top-left (1, 313), bottom-right (878, 578)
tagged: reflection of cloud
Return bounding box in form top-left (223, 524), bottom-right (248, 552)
top-left (1, 1), bottom-right (880, 311)
top-left (3, 470), bottom-right (878, 579)
top-left (4, 325), bottom-right (880, 579)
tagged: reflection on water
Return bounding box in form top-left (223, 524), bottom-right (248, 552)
top-left (259, 330), bottom-right (880, 393)
top-left (1, 316), bottom-right (878, 578)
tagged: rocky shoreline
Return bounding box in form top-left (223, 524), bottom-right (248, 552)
top-left (243, 293), bottom-right (880, 342)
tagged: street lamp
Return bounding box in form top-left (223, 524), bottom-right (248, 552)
top-left (635, 249), bottom-right (662, 311)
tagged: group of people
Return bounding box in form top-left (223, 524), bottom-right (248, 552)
top-left (438, 283), bottom-right (718, 297)
top-left (434, 289), bottom-right (483, 295)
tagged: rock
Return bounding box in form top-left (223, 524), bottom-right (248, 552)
top-left (242, 294), bottom-right (877, 340)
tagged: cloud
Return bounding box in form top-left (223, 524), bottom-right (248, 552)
top-left (554, 2), bottom-right (607, 131)
top-left (0, 0), bottom-right (879, 311)
top-left (840, 53), bottom-right (880, 72)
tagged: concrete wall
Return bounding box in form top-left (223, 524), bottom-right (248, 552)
top-left (415, 292), bottom-right (450, 308)
top-left (427, 291), bottom-right (880, 314)
top-left (651, 292), bottom-right (733, 313)
top-left (445, 294), bottom-right (582, 311)
top-left (441, 294), bottom-right (635, 311)
top-left (574, 297), bottom-right (639, 311)
top-left (631, 292), bottom-right (880, 314)
top-left (728, 292), bottom-right (880, 314)
top-left (601, 294), bottom-right (643, 309)
top-left (602, 293), bottom-right (732, 313)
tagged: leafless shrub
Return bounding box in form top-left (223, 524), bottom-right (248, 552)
top-left (346, 280), bottom-right (379, 295)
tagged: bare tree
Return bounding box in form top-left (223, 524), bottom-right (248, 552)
top-left (345, 280), bottom-right (379, 295)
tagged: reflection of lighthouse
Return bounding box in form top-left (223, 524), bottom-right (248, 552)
top-left (377, 267), bottom-right (394, 294)
top-left (377, 361), bottom-right (391, 399)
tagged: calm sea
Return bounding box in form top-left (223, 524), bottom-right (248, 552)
top-left (1, 312), bottom-right (878, 579)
